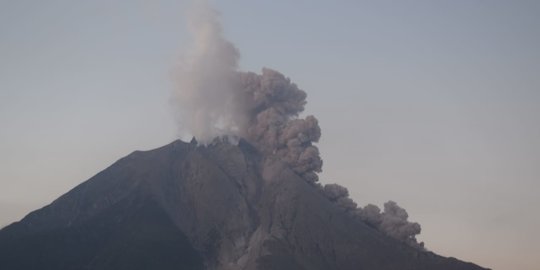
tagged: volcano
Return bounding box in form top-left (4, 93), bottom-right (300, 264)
top-left (0, 139), bottom-right (488, 270)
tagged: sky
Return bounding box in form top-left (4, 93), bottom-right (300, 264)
top-left (1, 1), bottom-right (539, 269)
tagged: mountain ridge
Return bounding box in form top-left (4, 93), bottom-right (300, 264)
top-left (0, 139), bottom-right (489, 270)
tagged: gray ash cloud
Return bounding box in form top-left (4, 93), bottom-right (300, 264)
top-left (172, 3), bottom-right (322, 183)
top-left (172, 2), bottom-right (422, 249)
top-left (323, 183), bottom-right (424, 249)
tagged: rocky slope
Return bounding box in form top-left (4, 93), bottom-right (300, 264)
top-left (0, 139), bottom-right (489, 270)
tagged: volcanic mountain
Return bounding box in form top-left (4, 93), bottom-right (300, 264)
top-left (0, 139), bottom-right (488, 270)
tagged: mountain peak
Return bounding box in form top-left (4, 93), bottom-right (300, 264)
top-left (0, 140), bottom-right (489, 270)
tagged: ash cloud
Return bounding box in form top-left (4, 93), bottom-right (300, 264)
top-left (172, 3), bottom-right (322, 183)
top-left (239, 70), bottom-right (322, 183)
top-left (378, 201), bottom-right (423, 249)
top-left (322, 184), bottom-right (424, 249)
top-left (173, 2), bottom-right (423, 249)
top-left (323, 184), bottom-right (357, 212)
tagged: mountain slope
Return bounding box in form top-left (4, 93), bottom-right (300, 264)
top-left (0, 139), bottom-right (488, 270)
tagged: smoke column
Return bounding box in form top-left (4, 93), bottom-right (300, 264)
top-left (171, 2), bottom-right (244, 143)
top-left (172, 2), bottom-right (322, 183)
top-left (173, 2), bottom-right (422, 249)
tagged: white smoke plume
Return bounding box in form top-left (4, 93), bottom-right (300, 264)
top-left (172, 3), bottom-right (244, 143)
top-left (172, 3), bottom-right (322, 183)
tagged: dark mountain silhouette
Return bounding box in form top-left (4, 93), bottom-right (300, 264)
top-left (0, 139), bottom-right (489, 270)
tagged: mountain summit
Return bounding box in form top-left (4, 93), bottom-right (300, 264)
top-left (0, 139), bottom-right (488, 270)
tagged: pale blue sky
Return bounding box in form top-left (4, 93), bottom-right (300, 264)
top-left (1, 1), bottom-right (539, 269)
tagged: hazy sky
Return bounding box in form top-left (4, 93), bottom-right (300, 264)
top-left (1, 1), bottom-right (539, 269)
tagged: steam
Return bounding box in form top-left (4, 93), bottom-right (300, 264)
top-left (172, 3), bottom-right (322, 183)
top-left (173, 2), bottom-right (422, 250)
top-left (172, 3), bottom-right (243, 143)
